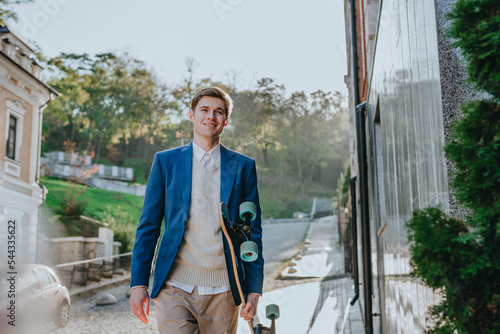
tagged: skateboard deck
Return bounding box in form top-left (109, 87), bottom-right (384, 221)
top-left (218, 202), bottom-right (279, 334)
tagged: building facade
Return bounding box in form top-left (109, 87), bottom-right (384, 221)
top-left (0, 25), bottom-right (58, 264)
top-left (343, 0), bottom-right (474, 332)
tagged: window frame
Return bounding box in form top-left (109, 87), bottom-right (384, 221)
top-left (3, 100), bottom-right (26, 178)
top-left (6, 115), bottom-right (17, 160)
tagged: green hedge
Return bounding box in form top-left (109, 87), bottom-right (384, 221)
top-left (448, 0), bottom-right (500, 98)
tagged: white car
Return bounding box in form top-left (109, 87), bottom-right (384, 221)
top-left (0, 264), bottom-right (70, 331)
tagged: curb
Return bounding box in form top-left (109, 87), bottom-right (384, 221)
top-left (69, 275), bottom-right (131, 302)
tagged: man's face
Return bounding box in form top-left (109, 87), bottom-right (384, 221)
top-left (188, 96), bottom-right (229, 143)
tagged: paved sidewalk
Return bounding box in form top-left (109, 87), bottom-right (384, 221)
top-left (240, 215), bottom-right (365, 334)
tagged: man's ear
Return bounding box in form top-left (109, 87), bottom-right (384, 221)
top-left (188, 110), bottom-right (194, 122)
top-left (224, 116), bottom-right (230, 127)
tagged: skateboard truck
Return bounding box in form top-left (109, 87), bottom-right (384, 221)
top-left (226, 202), bottom-right (258, 262)
top-left (252, 304), bottom-right (280, 334)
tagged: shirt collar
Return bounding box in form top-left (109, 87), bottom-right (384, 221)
top-left (192, 141), bottom-right (221, 163)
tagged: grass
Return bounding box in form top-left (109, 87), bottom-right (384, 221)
top-left (42, 176), bottom-right (144, 223)
top-left (42, 176), bottom-right (145, 252)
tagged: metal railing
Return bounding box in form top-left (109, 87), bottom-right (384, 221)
top-left (54, 252), bottom-right (132, 291)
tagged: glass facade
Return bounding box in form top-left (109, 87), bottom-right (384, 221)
top-left (365, 0), bottom-right (449, 331)
top-left (344, 0), bottom-right (472, 332)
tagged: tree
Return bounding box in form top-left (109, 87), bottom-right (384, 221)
top-left (44, 54), bottom-right (90, 151)
top-left (224, 79), bottom-right (280, 165)
top-left (0, 0), bottom-right (33, 25)
top-left (44, 52), bottom-right (173, 164)
top-left (273, 87), bottom-right (347, 195)
top-left (169, 57), bottom-right (199, 118)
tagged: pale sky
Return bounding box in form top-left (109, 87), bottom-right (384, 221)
top-left (9, 0), bottom-right (348, 95)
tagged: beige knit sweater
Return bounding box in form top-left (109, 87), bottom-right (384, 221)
top-left (168, 157), bottom-right (229, 287)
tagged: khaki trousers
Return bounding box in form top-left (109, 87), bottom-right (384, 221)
top-left (154, 285), bottom-right (238, 334)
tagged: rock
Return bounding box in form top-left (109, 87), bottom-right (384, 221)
top-left (96, 293), bottom-right (117, 306)
top-left (293, 212), bottom-right (309, 219)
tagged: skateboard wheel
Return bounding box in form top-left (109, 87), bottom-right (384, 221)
top-left (266, 304), bottom-right (280, 320)
top-left (240, 241), bottom-right (258, 262)
top-left (239, 202), bottom-right (257, 221)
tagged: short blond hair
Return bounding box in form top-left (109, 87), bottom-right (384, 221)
top-left (190, 87), bottom-right (233, 117)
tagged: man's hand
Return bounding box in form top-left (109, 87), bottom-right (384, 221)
top-left (130, 287), bottom-right (150, 324)
top-left (240, 293), bottom-right (260, 321)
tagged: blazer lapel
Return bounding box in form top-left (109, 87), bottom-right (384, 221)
top-left (176, 141), bottom-right (193, 217)
top-left (220, 144), bottom-right (238, 204)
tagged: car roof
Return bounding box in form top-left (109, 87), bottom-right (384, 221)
top-left (0, 264), bottom-right (56, 276)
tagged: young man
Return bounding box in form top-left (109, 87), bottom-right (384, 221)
top-left (129, 87), bottom-right (264, 333)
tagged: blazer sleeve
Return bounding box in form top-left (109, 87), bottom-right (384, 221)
top-left (243, 159), bottom-right (264, 295)
top-left (130, 153), bottom-right (165, 288)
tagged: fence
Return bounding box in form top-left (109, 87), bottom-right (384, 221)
top-left (54, 252), bottom-right (132, 291)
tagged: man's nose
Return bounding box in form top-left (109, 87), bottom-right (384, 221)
top-left (206, 110), bottom-right (216, 119)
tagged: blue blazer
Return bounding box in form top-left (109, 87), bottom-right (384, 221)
top-left (130, 141), bottom-right (264, 299)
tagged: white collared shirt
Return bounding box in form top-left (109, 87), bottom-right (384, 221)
top-left (192, 141), bottom-right (220, 168)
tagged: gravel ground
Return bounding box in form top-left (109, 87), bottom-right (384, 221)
top-left (40, 276), bottom-right (321, 334)
top-left (48, 283), bottom-right (158, 334)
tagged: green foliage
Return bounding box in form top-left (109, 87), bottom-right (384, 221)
top-left (58, 186), bottom-right (88, 216)
top-left (44, 52), bottom-right (172, 164)
top-left (256, 166), bottom-right (333, 219)
top-left (340, 165), bottom-right (351, 207)
top-left (0, 0), bottom-right (33, 24)
top-left (445, 101), bottom-right (500, 226)
top-left (43, 177), bottom-right (143, 252)
top-left (102, 207), bottom-right (136, 253)
top-left (406, 208), bottom-right (487, 333)
top-left (407, 207), bottom-right (499, 333)
top-left (42, 177), bottom-right (143, 225)
top-left (447, 0), bottom-right (500, 98)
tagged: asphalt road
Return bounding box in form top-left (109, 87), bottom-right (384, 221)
top-left (261, 221), bottom-right (311, 289)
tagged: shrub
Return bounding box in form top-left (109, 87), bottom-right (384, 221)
top-left (448, 0), bottom-right (500, 97)
top-left (406, 208), bottom-right (497, 333)
top-left (340, 165), bottom-right (351, 207)
top-left (58, 186), bottom-right (88, 216)
top-left (103, 207), bottom-right (135, 253)
top-left (445, 100), bottom-right (500, 226)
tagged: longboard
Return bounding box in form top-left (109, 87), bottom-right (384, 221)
top-left (218, 202), bottom-right (279, 334)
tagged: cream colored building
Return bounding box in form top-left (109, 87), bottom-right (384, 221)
top-left (0, 25), bottom-right (58, 264)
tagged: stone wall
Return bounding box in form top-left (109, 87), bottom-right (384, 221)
top-left (40, 228), bottom-right (122, 266)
